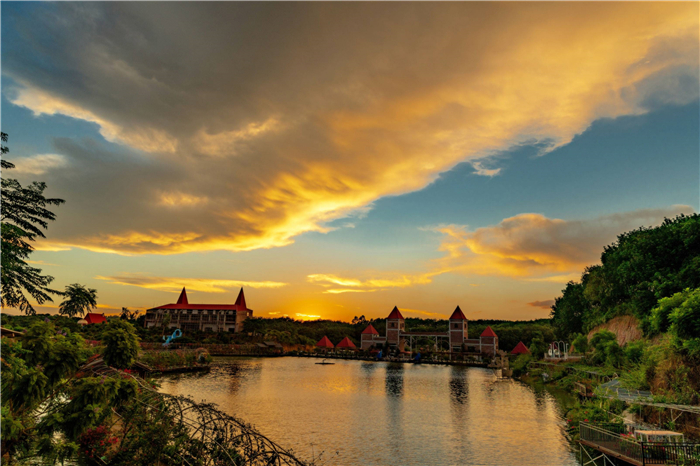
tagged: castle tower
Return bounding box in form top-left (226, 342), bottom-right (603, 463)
top-left (480, 326), bottom-right (499, 356)
top-left (386, 306), bottom-right (405, 346)
top-left (360, 323), bottom-right (382, 350)
top-left (448, 305), bottom-right (468, 351)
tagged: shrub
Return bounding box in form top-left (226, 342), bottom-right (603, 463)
top-left (102, 320), bottom-right (139, 369)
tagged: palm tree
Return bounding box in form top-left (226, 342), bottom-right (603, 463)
top-left (58, 283), bottom-right (97, 318)
top-left (120, 307), bottom-right (138, 320)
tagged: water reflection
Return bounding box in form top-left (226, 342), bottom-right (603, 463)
top-left (385, 363), bottom-right (404, 397)
top-left (159, 358), bottom-right (578, 466)
top-left (449, 366), bottom-right (468, 405)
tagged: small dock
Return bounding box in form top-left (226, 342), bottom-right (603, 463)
top-left (579, 422), bottom-right (700, 465)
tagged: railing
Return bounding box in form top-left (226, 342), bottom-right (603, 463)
top-left (580, 423), bottom-right (643, 462)
top-left (580, 422), bottom-right (700, 465)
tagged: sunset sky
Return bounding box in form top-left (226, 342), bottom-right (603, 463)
top-left (2, 2), bottom-right (698, 322)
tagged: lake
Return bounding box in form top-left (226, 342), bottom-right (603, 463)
top-left (158, 357), bottom-right (578, 466)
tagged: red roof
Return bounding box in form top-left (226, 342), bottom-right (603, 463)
top-left (387, 306), bottom-right (404, 320)
top-left (316, 336), bottom-right (334, 348)
top-left (85, 313), bottom-right (107, 324)
top-left (149, 287), bottom-right (250, 311)
top-left (176, 287), bottom-right (188, 305)
top-left (449, 306), bottom-right (467, 320)
top-left (361, 324), bottom-right (379, 335)
top-left (480, 326), bottom-right (497, 337)
top-left (235, 288), bottom-right (246, 309)
top-left (511, 341), bottom-right (530, 355)
top-left (336, 337), bottom-right (357, 349)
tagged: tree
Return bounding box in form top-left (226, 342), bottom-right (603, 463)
top-left (59, 284), bottom-right (98, 318)
top-left (102, 319), bottom-right (140, 369)
top-left (529, 332), bottom-right (548, 359)
top-left (120, 307), bottom-right (138, 321)
top-left (1, 133), bottom-right (65, 315)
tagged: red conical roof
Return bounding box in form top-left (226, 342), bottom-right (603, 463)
top-left (235, 288), bottom-right (247, 309)
top-left (316, 336), bottom-right (334, 348)
top-left (387, 306), bottom-right (404, 319)
top-left (176, 287), bottom-right (189, 305)
top-left (336, 337), bottom-right (357, 349)
top-left (480, 326), bottom-right (497, 337)
top-left (449, 306), bottom-right (467, 320)
top-left (511, 341), bottom-right (530, 355)
top-left (361, 324), bottom-right (380, 335)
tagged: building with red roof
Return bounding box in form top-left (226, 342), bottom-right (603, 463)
top-left (358, 305), bottom-right (499, 356)
top-left (336, 337), bottom-right (357, 349)
top-left (85, 313), bottom-right (107, 325)
top-left (316, 335), bottom-right (334, 349)
top-left (511, 341), bottom-right (530, 355)
top-left (479, 326), bottom-right (499, 356)
top-left (144, 287), bottom-right (252, 333)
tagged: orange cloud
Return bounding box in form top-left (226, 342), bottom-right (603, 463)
top-left (308, 206), bottom-right (695, 289)
top-left (96, 274), bottom-right (287, 293)
top-left (432, 206), bottom-right (694, 279)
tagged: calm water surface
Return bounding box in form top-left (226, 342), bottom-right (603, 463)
top-left (159, 357), bottom-right (578, 466)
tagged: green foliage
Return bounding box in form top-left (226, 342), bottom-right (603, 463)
top-left (571, 333), bottom-right (588, 354)
top-left (551, 214), bottom-right (700, 338)
top-left (102, 319), bottom-right (140, 369)
top-left (510, 354), bottom-right (533, 377)
top-left (529, 332), bottom-right (548, 359)
top-left (624, 340), bottom-right (645, 364)
top-left (59, 283), bottom-right (98, 318)
top-left (587, 330), bottom-right (624, 367)
top-left (650, 290), bottom-right (689, 335)
top-left (666, 288), bottom-right (700, 360)
top-left (1, 133), bottom-right (65, 315)
top-left (139, 349), bottom-right (212, 370)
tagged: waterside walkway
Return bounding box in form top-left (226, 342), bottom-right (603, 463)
top-left (579, 422), bottom-right (700, 465)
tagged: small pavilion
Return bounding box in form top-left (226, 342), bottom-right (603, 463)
top-left (316, 336), bottom-right (334, 350)
top-left (511, 341), bottom-right (530, 355)
top-left (336, 337), bottom-right (357, 350)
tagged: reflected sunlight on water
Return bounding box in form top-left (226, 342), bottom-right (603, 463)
top-left (159, 357), bottom-right (578, 466)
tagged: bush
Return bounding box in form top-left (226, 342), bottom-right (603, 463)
top-left (667, 288), bottom-right (700, 360)
top-left (102, 320), bottom-right (139, 369)
top-left (571, 333), bottom-right (588, 354)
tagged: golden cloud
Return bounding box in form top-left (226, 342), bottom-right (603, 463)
top-left (432, 206), bottom-right (695, 279)
top-left (96, 274), bottom-right (287, 293)
top-left (309, 206), bottom-right (695, 288)
top-left (6, 3), bottom-right (698, 254)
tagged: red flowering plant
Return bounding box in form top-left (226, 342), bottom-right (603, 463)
top-left (78, 425), bottom-right (119, 462)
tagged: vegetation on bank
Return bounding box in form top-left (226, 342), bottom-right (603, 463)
top-left (521, 214), bottom-right (700, 439)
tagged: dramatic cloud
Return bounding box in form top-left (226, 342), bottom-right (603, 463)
top-left (3, 3), bottom-right (698, 254)
top-left (433, 205), bottom-right (694, 278)
top-left (96, 274), bottom-right (287, 293)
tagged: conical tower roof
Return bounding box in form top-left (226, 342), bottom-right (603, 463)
top-left (387, 306), bottom-right (404, 319)
top-left (361, 324), bottom-right (380, 335)
top-left (176, 287), bottom-right (189, 305)
top-left (449, 306), bottom-right (467, 320)
top-left (235, 288), bottom-right (247, 309)
top-left (480, 326), bottom-right (497, 337)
